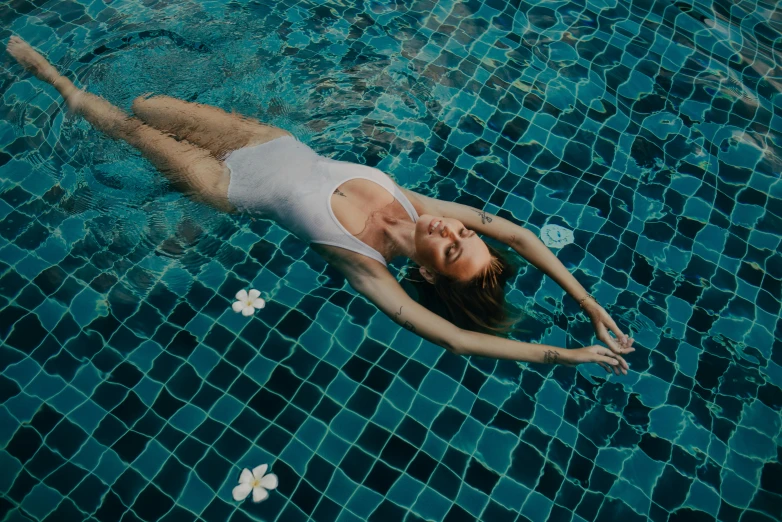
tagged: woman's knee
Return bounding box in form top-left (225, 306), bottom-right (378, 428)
top-left (131, 94), bottom-right (149, 115)
top-left (131, 94), bottom-right (172, 117)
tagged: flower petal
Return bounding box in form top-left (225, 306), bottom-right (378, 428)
top-left (252, 464), bottom-right (268, 480)
top-left (232, 483), bottom-right (252, 501)
top-left (232, 301), bottom-right (244, 313)
top-left (241, 305), bottom-right (254, 316)
top-left (239, 468), bottom-right (254, 485)
top-left (252, 486), bottom-right (269, 503)
top-left (235, 289), bottom-right (248, 301)
top-left (259, 473), bottom-right (278, 490)
top-left (248, 289), bottom-right (261, 301)
top-left (253, 298), bottom-right (266, 309)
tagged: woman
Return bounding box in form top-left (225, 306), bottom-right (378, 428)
top-left (6, 37), bottom-right (635, 373)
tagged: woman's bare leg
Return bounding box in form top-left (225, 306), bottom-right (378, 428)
top-left (5, 36), bottom-right (237, 213)
top-left (131, 94), bottom-right (292, 159)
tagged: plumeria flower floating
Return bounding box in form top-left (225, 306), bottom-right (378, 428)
top-left (540, 224), bottom-right (574, 249)
top-left (232, 289), bottom-right (265, 316)
top-left (232, 464), bottom-right (279, 503)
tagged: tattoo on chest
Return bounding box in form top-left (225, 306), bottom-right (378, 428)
top-left (473, 208), bottom-right (493, 224)
top-left (543, 350), bottom-right (559, 364)
top-left (333, 189), bottom-right (346, 197)
top-left (394, 306), bottom-right (416, 332)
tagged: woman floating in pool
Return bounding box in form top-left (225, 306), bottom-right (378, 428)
top-left (7, 36), bottom-right (635, 373)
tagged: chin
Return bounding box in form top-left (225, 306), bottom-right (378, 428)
top-left (414, 214), bottom-right (432, 241)
top-left (413, 214), bottom-right (434, 260)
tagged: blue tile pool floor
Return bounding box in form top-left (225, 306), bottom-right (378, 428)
top-left (1, 0), bottom-right (781, 521)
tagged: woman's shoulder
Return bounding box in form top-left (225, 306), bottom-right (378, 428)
top-left (310, 243), bottom-right (389, 281)
top-left (396, 186), bottom-right (439, 216)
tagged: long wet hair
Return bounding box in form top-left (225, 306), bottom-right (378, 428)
top-left (402, 243), bottom-right (522, 335)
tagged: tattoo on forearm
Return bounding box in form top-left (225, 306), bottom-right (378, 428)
top-left (394, 306), bottom-right (416, 332)
top-left (473, 208), bottom-right (493, 224)
top-left (333, 189), bottom-right (346, 197)
top-left (543, 350), bottom-right (559, 364)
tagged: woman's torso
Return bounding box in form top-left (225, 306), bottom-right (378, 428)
top-left (224, 136), bottom-right (420, 267)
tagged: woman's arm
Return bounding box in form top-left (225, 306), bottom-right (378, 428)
top-left (405, 190), bottom-right (589, 292)
top-left (401, 188), bottom-right (634, 359)
top-left (402, 188), bottom-right (595, 299)
top-left (349, 268), bottom-right (624, 371)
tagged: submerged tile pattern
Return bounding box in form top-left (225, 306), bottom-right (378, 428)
top-left (1, 0), bottom-right (781, 521)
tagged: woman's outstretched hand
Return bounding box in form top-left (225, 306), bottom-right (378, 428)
top-left (581, 300), bottom-right (635, 358)
top-left (564, 345), bottom-right (630, 375)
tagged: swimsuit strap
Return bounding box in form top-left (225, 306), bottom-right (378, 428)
top-left (321, 173), bottom-right (419, 267)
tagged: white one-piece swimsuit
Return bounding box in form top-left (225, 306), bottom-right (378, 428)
top-left (224, 135), bottom-right (419, 266)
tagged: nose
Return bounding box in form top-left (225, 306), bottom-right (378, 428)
top-left (440, 224), bottom-right (455, 239)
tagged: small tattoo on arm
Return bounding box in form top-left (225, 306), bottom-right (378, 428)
top-left (394, 306), bottom-right (416, 332)
top-left (543, 350), bottom-right (559, 365)
top-left (473, 208), bottom-right (493, 224)
top-left (333, 189), bottom-right (346, 197)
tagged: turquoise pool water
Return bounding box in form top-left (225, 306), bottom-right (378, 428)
top-left (1, 0), bottom-right (781, 521)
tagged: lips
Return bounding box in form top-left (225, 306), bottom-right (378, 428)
top-left (428, 218), bottom-right (442, 235)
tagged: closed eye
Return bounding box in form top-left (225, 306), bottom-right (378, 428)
top-left (447, 229), bottom-right (472, 259)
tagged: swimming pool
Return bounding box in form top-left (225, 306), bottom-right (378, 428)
top-left (1, 0), bottom-right (780, 520)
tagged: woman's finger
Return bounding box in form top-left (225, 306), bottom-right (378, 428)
top-left (596, 353), bottom-right (619, 365)
top-left (619, 355), bottom-right (629, 370)
top-left (620, 337), bottom-right (636, 354)
top-left (607, 319), bottom-right (626, 342)
top-left (607, 329), bottom-right (632, 353)
top-left (597, 361), bottom-right (611, 373)
top-left (595, 347), bottom-right (629, 374)
top-left (602, 329), bottom-right (635, 354)
top-left (587, 346), bottom-right (629, 375)
top-left (594, 323), bottom-right (612, 344)
top-left (598, 356), bottom-right (623, 375)
top-left (599, 357), bottom-right (620, 375)
top-left (591, 346), bottom-right (613, 358)
top-left (598, 329), bottom-right (623, 354)
top-left (604, 314), bottom-right (627, 340)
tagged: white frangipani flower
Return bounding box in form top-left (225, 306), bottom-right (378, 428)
top-left (232, 289), bottom-right (265, 316)
top-left (232, 464), bottom-right (278, 503)
top-left (540, 224), bottom-right (574, 249)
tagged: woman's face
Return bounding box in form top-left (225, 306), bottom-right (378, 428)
top-left (414, 214), bottom-right (492, 282)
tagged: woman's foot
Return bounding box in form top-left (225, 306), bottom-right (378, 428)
top-left (7, 36), bottom-right (83, 111)
top-left (6, 36), bottom-right (61, 84)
